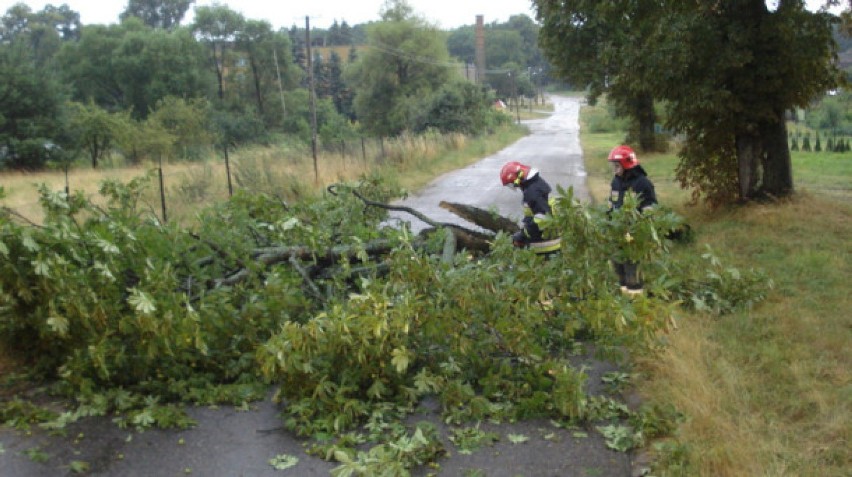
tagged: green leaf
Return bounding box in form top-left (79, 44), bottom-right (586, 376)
top-left (95, 238), bottom-right (120, 255)
top-left (69, 460), bottom-right (91, 473)
top-left (93, 261), bottom-right (116, 282)
top-left (46, 316), bottom-right (69, 336)
top-left (268, 453), bottom-right (299, 470)
top-left (507, 433), bottom-right (529, 444)
top-left (24, 447), bottom-right (50, 463)
top-left (279, 217), bottom-right (299, 231)
top-left (597, 424), bottom-right (638, 452)
top-left (333, 449), bottom-right (352, 464)
top-left (0, 240), bottom-right (8, 257)
top-left (128, 288), bottom-right (156, 315)
top-left (132, 410), bottom-right (155, 428)
top-left (21, 233), bottom-right (40, 252)
top-left (31, 259), bottom-right (50, 276)
top-left (390, 347), bottom-right (410, 374)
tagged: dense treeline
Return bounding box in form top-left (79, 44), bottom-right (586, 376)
top-left (0, 0), bottom-right (548, 171)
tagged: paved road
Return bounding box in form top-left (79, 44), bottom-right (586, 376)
top-left (0, 96), bottom-right (634, 477)
top-left (389, 95), bottom-right (588, 234)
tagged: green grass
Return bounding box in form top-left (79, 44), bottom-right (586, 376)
top-left (791, 152), bottom-right (852, 200)
top-left (575, 102), bottom-right (851, 476)
top-left (646, 195), bottom-right (851, 476)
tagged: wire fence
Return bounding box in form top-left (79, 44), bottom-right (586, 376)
top-left (1, 132), bottom-right (476, 226)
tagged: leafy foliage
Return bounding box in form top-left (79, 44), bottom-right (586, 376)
top-left (535, 0), bottom-right (845, 204)
top-left (346, 7), bottom-right (452, 136)
top-left (410, 80), bottom-right (511, 135)
top-left (120, 0), bottom-right (193, 30)
top-left (0, 42), bottom-right (67, 169)
top-left (0, 175), bottom-right (398, 398)
top-left (0, 175), bottom-right (772, 472)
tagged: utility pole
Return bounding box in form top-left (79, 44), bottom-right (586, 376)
top-left (306, 16), bottom-right (319, 183)
top-left (510, 71), bottom-right (520, 124)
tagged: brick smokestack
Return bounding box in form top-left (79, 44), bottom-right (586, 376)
top-left (475, 15), bottom-right (485, 84)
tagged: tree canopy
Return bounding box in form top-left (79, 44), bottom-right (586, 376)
top-left (0, 0), bottom-right (542, 170)
top-left (120, 0), bottom-right (194, 29)
top-left (535, 0), bottom-right (846, 204)
top-left (346, 0), bottom-right (453, 136)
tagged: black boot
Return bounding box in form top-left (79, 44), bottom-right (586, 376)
top-left (622, 261), bottom-right (643, 295)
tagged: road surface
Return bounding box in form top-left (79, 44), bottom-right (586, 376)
top-left (388, 95), bottom-right (589, 233)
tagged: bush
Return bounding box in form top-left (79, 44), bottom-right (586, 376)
top-left (583, 107), bottom-right (630, 133)
top-left (411, 81), bottom-right (511, 135)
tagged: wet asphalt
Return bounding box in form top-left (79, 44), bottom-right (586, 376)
top-left (388, 95), bottom-right (589, 233)
top-left (0, 96), bottom-right (634, 477)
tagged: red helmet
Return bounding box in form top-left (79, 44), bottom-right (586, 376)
top-left (607, 145), bottom-right (639, 170)
top-left (500, 161), bottom-right (532, 186)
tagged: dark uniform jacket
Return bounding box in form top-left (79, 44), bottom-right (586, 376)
top-left (609, 165), bottom-right (657, 211)
top-left (518, 173), bottom-right (552, 243)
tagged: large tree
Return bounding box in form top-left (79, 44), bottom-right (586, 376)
top-left (60, 20), bottom-right (214, 119)
top-left (192, 4), bottom-right (245, 101)
top-left (346, 0), bottom-right (452, 136)
top-left (65, 101), bottom-right (131, 168)
top-left (236, 19), bottom-right (276, 117)
top-left (1, 3), bottom-right (81, 65)
top-left (58, 22), bottom-right (140, 112)
top-left (120, 0), bottom-right (194, 29)
top-left (535, 0), bottom-right (662, 152)
top-left (535, 0), bottom-right (845, 204)
top-left (0, 43), bottom-right (67, 169)
top-left (649, 0), bottom-right (844, 203)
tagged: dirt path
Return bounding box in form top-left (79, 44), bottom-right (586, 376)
top-left (0, 96), bottom-right (638, 477)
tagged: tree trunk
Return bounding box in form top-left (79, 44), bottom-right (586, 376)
top-left (735, 114), bottom-right (794, 201)
top-left (248, 50), bottom-right (265, 116)
top-left (635, 92), bottom-right (657, 152)
top-left (212, 44), bottom-right (224, 100)
top-left (759, 116), bottom-right (794, 198)
top-left (735, 133), bottom-right (760, 200)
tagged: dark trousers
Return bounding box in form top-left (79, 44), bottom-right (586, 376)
top-left (613, 260), bottom-right (641, 290)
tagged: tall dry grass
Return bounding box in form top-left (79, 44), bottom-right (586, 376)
top-left (1, 129), bottom-right (522, 227)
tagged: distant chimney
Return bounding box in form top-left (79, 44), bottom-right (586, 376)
top-left (475, 15), bottom-right (485, 84)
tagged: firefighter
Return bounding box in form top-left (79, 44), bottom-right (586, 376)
top-left (607, 145), bottom-right (657, 294)
top-left (499, 161), bottom-right (561, 255)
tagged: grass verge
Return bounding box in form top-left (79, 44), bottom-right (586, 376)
top-left (578, 102), bottom-right (851, 476)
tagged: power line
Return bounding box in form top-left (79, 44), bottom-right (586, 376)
top-left (366, 40), bottom-right (513, 75)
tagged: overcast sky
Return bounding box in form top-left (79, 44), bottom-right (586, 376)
top-left (1, 0), bottom-right (845, 30)
top-left (0, 0), bottom-right (538, 29)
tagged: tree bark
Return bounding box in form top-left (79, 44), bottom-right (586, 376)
top-left (248, 48), bottom-right (265, 116)
top-left (735, 133), bottom-right (760, 200)
top-left (212, 43), bottom-right (224, 100)
top-left (759, 115), bottom-right (794, 198)
top-left (635, 92), bottom-right (657, 153)
top-left (735, 113), bottom-right (794, 201)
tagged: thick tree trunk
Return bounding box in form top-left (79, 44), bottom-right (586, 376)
top-left (635, 92), bottom-right (657, 153)
top-left (735, 115), bottom-right (794, 201)
top-left (735, 133), bottom-right (760, 200)
top-left (759, 116), bottom-right (794, 198)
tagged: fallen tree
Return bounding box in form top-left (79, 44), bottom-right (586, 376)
top-left (0, 177), bottom-right (770, 476)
